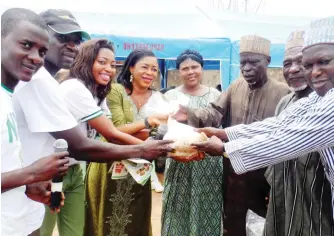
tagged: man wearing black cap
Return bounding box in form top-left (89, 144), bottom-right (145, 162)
top-left (24, 10), bottom-right (91, 236)
top-left (39, 9), bottom-right (91, 76)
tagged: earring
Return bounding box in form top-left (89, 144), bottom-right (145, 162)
top-left (130, 74), bottom-right (133, 82)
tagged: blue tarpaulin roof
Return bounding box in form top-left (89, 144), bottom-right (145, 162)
top-left (165, 60), bottom-right (220, 71)
top-left (91, 34), bottom-right (231, 60)
top-left (91, 34), bottom-right (286, 89)
top-left (91, 34), bottom-right (232, 88)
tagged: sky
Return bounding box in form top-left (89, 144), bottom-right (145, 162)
top-left (0, 0), bottom-right (332, 40)
top-left (0, 0), bottom-right (225, 38)
top-left (259, 0), bottom-right (333, 17)
top-left (0, 0), bottom-right (200, 13)
top-left (1, 0), bottom-right (333, 17)
top-left (195, 0), bottom-right (333, 17)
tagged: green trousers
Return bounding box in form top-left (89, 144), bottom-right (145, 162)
top-left (40, 164), bottom-right (85, 236)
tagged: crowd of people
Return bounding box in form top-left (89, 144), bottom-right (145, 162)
top-left (1, 6), bottom-right (334, 236)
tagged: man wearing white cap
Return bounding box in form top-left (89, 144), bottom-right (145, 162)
top-left (174, 35), bottom-right (290, 236)
top-left (264, 30), bottom-right (333, 236)
top-left (193, 16), bottom-right (334, 222)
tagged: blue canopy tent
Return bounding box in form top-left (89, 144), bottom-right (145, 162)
top-left (91, 34), bottom-right (231, 89)
top-left (229, 40), bottom-right (286, 84)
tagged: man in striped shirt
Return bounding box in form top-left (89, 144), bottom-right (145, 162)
top-left (193, 16), bottom-right (334, 222)
top-left (264, 30), bottom-right (333, 236)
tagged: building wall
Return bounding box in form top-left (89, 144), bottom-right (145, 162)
top-left (167, 68), bottom-right (285, 90)
top-left (166, 70), bottom-right (221, 89)
top-left (268, 68), bottom-right (286, 84)
top-left (114, 66), bottom-right (286, 91)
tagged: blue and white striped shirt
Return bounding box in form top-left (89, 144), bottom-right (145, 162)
top-left (225, 92), bottom-right (320, 140)
top-left (224, 88), bottom-right (334, 218)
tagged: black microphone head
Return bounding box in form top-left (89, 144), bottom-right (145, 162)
top-left (157, 124), bottom-right (168, 135)
top-left (53, 139), bottom-right (68, 152)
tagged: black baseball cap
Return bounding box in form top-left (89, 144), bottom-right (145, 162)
top-left (39, 9), bottom-right (91, 40)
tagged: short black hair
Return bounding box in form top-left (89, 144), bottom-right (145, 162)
top-left (176, 49), bottom-right (204, 69)
top-left (1, 8), bottom-right (48, 37)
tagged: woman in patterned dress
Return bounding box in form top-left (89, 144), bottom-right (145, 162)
top-left (162, 50), bottom-right (224, 236)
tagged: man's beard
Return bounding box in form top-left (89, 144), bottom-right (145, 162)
top-left (291, 84), bottom-right (308, 92)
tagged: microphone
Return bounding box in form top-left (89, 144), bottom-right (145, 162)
top-left (50, 139), bottom-right (68, 208)
top-left (154, 124), bottom-right (168, 172)
top-left (154, 124), bottom-right (168, 140)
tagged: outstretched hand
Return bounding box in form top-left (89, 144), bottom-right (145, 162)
top-left (148, 114), bottom-right (170, 127)
top-left (142, 138), bottom-right (174, 160)
top-left (194, 127), bottom-right (228, 141)
top-left (171, 105), bottom-right (188, 122)
top-left (191, 136), bottom-right (225, 156)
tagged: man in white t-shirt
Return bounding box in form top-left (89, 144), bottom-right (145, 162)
top-left (12, 9), bottom-right (173, 236)
top-left (1, 8), bottom-right (70, 236)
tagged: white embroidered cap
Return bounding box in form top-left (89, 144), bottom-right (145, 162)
top-left (285, 30), bottom-right (305, 52)
top-left (239, 35), bottom-right (271, 56)
top-left (303, 16), bottom-right (334, 50)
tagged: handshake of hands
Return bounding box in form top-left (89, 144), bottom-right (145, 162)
top-left (144, 106), bottom-right (228, 162)
top-left (170, 105), bottom-right (228, 161)
top-left (191, 127), bottom-right (228, 156)
top-left (153, 127), bottom-right (228, 163)
top-left (172, 127), bottom-right (228, 163)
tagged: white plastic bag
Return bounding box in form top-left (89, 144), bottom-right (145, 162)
top-left (145, 93), bottom-right (190, 116)
top-left (163, 118), bottom-right (207, 158)
top-left (168, 94), bottom-right (190, 115)
top-left (246, 210), bottom-right (265, 236)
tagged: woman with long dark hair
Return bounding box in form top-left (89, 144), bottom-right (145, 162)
top-left (60, 39), bottom-right (152, 143)
top-left (53, 39), bottom-right (139, 236)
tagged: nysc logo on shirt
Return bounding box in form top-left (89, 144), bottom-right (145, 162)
top-left (6, 112), bottom-right (19, 143)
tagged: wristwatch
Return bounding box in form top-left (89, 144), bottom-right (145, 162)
top-left (144, 117), bottom-right (152, 129)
